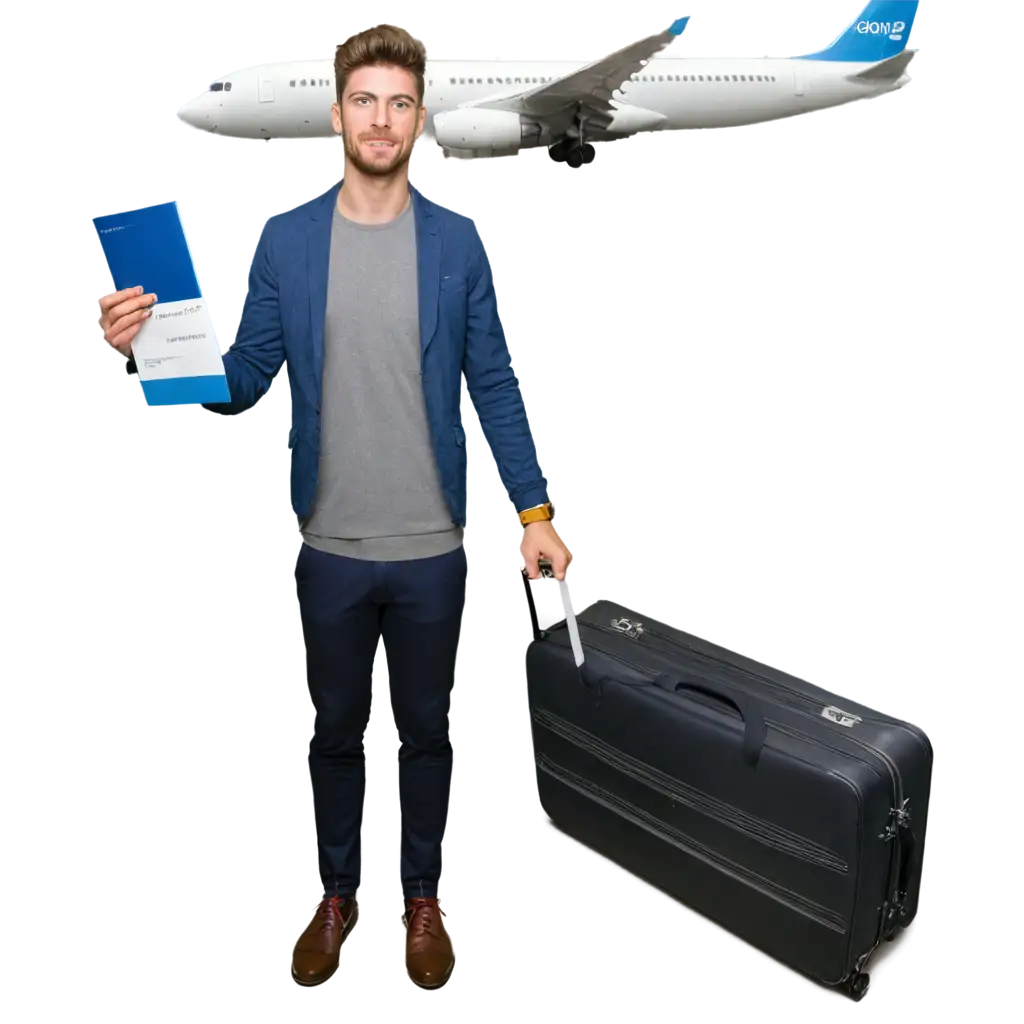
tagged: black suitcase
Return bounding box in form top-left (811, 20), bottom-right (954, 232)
top-left (521, 562), bottom-right (932, 1001)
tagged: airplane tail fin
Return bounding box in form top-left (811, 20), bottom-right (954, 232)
top-left (795, 1), bottom-right (919, 62)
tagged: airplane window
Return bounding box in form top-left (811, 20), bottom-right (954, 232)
top-left (210, 82), bottom-right (223, 91)
top-left (450, 77), bottom-right (456, 84)
top-left (732, 75), bottom-right (738, 81)
top-left (477, 78), bottom-right (482, 83)
top-left (488, 77), bottom-right (493, 83)
top-left (301, 79), bottom-right (307, 86)
top-left (515, 77), bottom-right (521, 83)
top-left (290, 80), bottom-right (296, 87)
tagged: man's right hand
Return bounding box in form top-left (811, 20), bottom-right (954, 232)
top-left (98, 285), bottom-right (157, 358)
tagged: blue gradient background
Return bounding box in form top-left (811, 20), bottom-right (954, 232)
top-left (2, 6), bottom-right (1024, 1015)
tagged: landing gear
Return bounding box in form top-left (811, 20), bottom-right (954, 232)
top-left (548, 138), bottom-right (573, 167)
top-left (548, 140), bottom-right (596, 168)
top-left (569, 143), bottom-right (598, 173)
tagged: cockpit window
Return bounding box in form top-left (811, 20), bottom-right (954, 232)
top-left (224, 82), bottom-right (231, 91)
top-left (210, 82), bottom-right (223, 91)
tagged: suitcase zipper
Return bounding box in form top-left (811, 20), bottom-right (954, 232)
top-left (533, 706), bottom-right (849, 873)
top-left (535, 750), bottom-right (850, 941)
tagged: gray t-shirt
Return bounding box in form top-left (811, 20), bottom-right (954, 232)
top-left (299, 197), bottom-right (464, 560)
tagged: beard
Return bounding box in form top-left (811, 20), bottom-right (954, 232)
top-left (343, 130), bottom-right (412, 177)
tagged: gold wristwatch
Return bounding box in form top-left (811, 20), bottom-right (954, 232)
top-left (519, 502), bottom-right (555, 527)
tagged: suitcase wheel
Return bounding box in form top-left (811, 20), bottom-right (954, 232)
top-left (844, 972), bottom-right (871, 1001)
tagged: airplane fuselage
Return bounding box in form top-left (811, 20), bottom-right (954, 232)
top-left (180, 55), bottom-right (910, 142)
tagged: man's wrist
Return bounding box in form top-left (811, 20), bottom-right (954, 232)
top-left (519, 501), bottom-right (554, 527)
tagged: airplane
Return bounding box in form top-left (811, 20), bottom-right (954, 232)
top-left (176, 0), bottom-right (919, 169)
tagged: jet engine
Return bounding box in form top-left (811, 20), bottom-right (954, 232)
top-left (433, 107), bottom-right (544, 159)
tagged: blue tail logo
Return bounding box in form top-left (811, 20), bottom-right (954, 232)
top-left (795, 1), bottom-right (919, 62)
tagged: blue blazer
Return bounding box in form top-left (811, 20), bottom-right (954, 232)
top-left (202, 179), bottom-right (549, 527)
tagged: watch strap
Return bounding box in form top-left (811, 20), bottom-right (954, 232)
top-left (519, 502), bottom-right (553, 526)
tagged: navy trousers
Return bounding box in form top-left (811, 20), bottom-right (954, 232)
top-left (294, 541), bottom-right (468, 900)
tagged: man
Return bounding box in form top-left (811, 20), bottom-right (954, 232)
top-left (96, 23), bottom-right (571, 992)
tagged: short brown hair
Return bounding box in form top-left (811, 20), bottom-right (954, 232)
top-left (334, 24), bottom-right (427, 107)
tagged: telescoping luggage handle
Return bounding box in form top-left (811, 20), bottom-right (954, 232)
top-left (524, 557), bottom-right (589, 667)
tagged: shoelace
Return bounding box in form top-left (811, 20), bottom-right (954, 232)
top-left (317, 896), bottom-right (347, 932)
top-left (406, 899), bottom-right (446, 938)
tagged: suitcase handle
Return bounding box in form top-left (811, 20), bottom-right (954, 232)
top-left (520, 558), bottom-right (584, 667)
top-left (654, 672), bottom-right (767, 767)
top-left (896, 812), bottom-right (919, 911)
top-left (520, 561), bottom-right (561, 638)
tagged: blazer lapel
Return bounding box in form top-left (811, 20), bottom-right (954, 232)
top-left (412, 184), bottom-right (442, 358)
top-left (306, 181), bottom-right (341, 406)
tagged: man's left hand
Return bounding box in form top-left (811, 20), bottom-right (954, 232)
top-left (521, 521), bottom-right (572, 580)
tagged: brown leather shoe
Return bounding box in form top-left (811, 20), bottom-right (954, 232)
top-left (292, 895), bottom-right (359, 986)
top-left (402, 897), bottom-right (455, 989)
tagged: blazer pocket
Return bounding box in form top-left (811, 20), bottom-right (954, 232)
top-left (288, 425), bottom-right (298, 449)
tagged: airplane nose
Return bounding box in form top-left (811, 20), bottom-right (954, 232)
top-left (177, 96), bottom-right (211, 129)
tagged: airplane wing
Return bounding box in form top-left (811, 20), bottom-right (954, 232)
top-left (462, 17), bottom-right (689, 133)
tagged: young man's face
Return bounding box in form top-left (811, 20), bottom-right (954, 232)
top-left (332, 63), bottom-right (426, 177)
